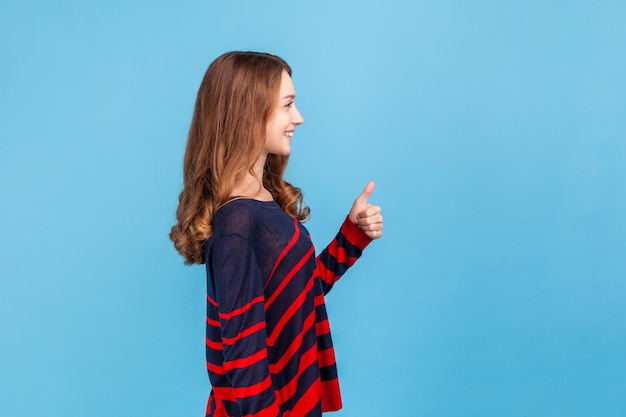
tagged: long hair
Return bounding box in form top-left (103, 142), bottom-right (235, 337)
top-left (170, 51), bottom-right (310, 265)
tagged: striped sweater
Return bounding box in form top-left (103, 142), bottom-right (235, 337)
top-left (204, 199), bottom-right (371, 417)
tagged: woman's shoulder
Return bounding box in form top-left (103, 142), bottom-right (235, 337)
top-left (213, 198), bottom-right (280, 236)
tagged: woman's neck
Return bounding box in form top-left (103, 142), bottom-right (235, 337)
top-left (230, 153), bottom-right (273, 201)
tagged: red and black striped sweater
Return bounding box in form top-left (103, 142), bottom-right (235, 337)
top-left (204, 199), bottom-right (372, 416)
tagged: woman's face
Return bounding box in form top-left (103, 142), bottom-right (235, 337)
top-left (264, 70), bottom-right (304, 156)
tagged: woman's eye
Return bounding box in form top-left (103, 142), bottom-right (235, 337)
top-left (285, 101), bottom-right (294, 108)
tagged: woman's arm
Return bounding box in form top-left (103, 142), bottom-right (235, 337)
top-left (211, 234), bottom-right (281, 417)
top-left (316, 181), bottom-right (383, 294)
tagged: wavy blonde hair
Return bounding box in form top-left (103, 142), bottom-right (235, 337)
top-left (170, 51), bottom-right (310, 264)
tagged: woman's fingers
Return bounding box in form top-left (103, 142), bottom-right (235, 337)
top-left (355, 204), bottom-right (382, 224)
top-left (355, 204), bottom-right (383, 239)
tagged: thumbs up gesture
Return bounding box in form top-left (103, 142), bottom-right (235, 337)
top-left (349, 180), bottom-right (383, 239)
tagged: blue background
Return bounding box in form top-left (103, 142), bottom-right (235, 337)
top-left (1, 1), bottom-right (625, 416)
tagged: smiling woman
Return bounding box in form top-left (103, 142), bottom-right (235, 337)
top-left (263, 71), bottom-right (304, 157)
top-left (169, 51), bottom-right (383, 417)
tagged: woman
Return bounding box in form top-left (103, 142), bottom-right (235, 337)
top-left (171, 51), bottom-right (383, 417)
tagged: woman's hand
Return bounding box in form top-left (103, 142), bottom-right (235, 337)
top-left (349, 180), bottom-right (383, 239)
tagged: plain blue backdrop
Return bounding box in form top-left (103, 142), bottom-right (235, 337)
top-left (1, 1), bottom-right (625, 416)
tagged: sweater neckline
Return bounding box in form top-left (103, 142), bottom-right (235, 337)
top-left (219, 197), bottom-right (280, 211)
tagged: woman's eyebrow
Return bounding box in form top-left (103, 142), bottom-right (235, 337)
top-left (282, 94), bottom-right (296, 100)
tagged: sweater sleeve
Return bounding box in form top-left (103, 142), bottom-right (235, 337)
top-left (316, 216), bottom-right (373, 295)
top-left (212, 233), bottom-right (281, 417)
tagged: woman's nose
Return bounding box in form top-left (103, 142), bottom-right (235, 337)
top-left (292, 107), bottom-right (304, 125)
